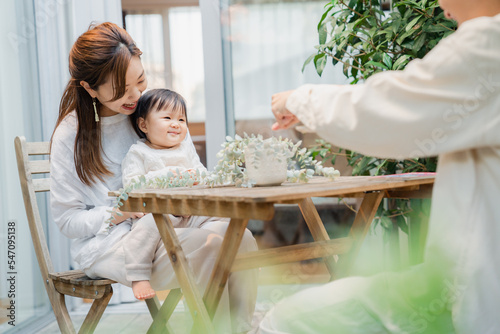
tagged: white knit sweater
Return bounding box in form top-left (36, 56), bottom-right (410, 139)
top-left (50, 112), bottom-right (138, 269)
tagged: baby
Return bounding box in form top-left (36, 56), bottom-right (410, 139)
top-left (121, 89), bottom-right (221, 300)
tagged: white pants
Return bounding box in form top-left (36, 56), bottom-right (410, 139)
top-left (86, 214), bottom-right (258, 333)
top-left (123, 214), bottom-right (224, 282)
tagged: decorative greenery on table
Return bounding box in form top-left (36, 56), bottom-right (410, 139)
top-left (304, 0), bottom-right (456, 245)
top-left (106, 134), bottom-right (340, 229)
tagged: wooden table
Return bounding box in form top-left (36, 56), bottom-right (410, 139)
top-left (113, 175), bottom-right (434, 333)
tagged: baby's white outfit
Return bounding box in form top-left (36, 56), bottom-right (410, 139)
top-left (121, 138), bottom-right (206, 187)
top-left (120, 138), bottom-right (228, 281)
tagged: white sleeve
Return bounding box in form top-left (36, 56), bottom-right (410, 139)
top-left (287, 27), bottom-right (500, 160)
top-left (50, 134), bottom-right (113, 239)
top-left (121, 147), bottom-right (148, 187)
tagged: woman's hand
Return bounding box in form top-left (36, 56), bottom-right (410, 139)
top-left (271, 90), bottom-right (300, 130)
top-left (112, 208), bottom-right (145, 224)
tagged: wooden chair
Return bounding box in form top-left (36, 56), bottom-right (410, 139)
top-left (14, 136), bottom-right (162, 333)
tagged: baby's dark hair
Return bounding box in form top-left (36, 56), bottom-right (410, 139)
top-left (131, 89), bottom-right (188, 139)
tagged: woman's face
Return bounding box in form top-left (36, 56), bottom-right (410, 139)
top-left (94, 56), bottom-right (148, 117)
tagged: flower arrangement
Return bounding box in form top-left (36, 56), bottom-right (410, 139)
top-left (201, 134), bottom-right (339, 187)
top-left (106, 134), bottom-right (340, 228)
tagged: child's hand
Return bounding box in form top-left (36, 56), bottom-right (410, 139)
top-left (112, 208), bottom-right (146, 224)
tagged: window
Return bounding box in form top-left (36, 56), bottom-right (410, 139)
top-left (124, 7), bottom-right (206, 123)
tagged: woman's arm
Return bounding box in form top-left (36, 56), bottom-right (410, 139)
top-left (279, 24), bottom-right (500, 159)
top-left (50, 136), bottom-right (115, 239)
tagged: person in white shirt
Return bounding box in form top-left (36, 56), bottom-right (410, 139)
top-left (50, 22), bottom-right (257, 333)
top-left (120, 88), bottom-right (230, 301)
top-left (261, 0), bottom-right (500, 333)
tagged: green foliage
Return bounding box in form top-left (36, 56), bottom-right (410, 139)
top-left (310, 140), bottom-right (437, 176)
top-left (304, 0), bottom-right (456, 81)
top-left (306, 0), bottom-right (454, 238)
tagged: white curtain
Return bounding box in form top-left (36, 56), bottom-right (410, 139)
top-left (0, 0), bottom-right (122, 330)
top-left (125, 8), bottom-right (207, 122)
top-left (227, 2), bottom-right (349, 121)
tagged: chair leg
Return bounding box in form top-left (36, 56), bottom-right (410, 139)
top-left (78, 285), bottom-right (113, 334)
top-left (50, 288), bottom-right (77, 334)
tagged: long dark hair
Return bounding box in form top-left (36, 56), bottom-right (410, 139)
top-left (51, 22), bottom-right (142, 186)
top-left (131, 89), bottom-right (188, 140)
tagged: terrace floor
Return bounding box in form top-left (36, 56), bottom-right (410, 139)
top-left (37, 263), bottom-right (330, 334)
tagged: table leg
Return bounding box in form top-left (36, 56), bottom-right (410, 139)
top-left (298, 198), bottom-right (338, 281)
top-left (202, 218), bottom-right (249, 319)
top-left (146, 289), bottom-right (183, 334)
top-left (337, 191), bottom-right (384, 277)
top-left (152, 214), bottom-right (215, 334)
top-left (408, 199), bottom-right (430, 265)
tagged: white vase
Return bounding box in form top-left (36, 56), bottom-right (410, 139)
top-left (244, 146), bottom-right (288, 186)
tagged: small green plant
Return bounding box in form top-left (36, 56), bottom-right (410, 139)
top-left (106, 134), bottom-right (340, 230)
top-left (205, 134), bottom-right (339, 187)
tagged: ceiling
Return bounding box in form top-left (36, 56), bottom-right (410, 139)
top-left (122, 0), bottom-right (199, 11)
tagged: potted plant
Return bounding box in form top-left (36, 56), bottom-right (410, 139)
top-left (202, 134), bottom-right (340, 187)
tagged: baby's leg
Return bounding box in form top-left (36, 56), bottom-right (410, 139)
top-left (185, 215), bottom-right (229, 228)
top-left (124, 215), bottom-right (161, 299)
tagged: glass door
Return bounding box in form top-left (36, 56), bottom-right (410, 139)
top-left (124, 5), bottom-right (208, 165)
top-left (200, 0), bottom-right (348, 167)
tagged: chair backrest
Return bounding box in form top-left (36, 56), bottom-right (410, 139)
top-left (14, 136), bottom-right (53, 283)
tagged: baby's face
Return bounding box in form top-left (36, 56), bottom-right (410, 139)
top-left (141, 107), bottom-right (188, 150)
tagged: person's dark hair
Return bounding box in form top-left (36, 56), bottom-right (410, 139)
top-left (51, 22), bottom-right (142, 186)
top-left (131, 89), bottom-right (188, 139)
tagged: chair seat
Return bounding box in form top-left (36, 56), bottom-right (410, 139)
top-left (49, 270), bottom-right (116, 300)
top-left (49, 270), bottom-right (116, 286)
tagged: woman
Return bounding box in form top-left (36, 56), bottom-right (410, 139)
top-left (50, 22), bottom-right (257, 333)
